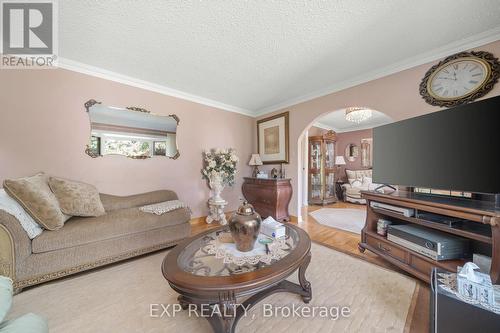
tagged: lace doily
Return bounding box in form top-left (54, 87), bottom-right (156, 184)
top-left (205, 233), bottom-right (291, 266)
top-left (437, 272), bottom-right (500, 314)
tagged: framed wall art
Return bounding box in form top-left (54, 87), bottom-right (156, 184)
top-left (257, 111), bottom-right (289, 164)
top-left (361, 138), bottom-right (373, 168)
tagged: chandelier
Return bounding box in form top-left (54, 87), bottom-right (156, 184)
top-left (345, 107), bottom-right (373, 124)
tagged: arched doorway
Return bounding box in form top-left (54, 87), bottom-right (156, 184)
top-left (296, 108), bottom-right (392, 220)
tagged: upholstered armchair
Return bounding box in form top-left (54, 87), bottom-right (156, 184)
top-left (341, 169), bottom-right (380, 204)
top-left (0, 276), bottom-right (48, 332)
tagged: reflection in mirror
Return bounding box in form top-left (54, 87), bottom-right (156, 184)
top-left (84, 100), bottom-right (179, 159)
top-left (344, 143), bottom-right (359, 162)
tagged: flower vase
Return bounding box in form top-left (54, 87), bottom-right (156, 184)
top-left (209, 173), bottom-right (226, 204)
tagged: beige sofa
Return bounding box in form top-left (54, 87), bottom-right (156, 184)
top-left (0, 190), bottom-right (191, 292)
top-left (341, 169), bottom-right (380, 204)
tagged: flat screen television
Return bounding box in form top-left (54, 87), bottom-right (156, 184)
top-left (372, 95), bottom-right (500, 199)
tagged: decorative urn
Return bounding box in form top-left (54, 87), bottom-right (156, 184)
top-left (228, 201), bottom-right (262, 252)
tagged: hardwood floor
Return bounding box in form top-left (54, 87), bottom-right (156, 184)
top-left (299, 202), bottom-right (430, 333)
top-left (295, 202), bottom-right (392, 267)
top-left (189, 202), bottom-right (429, 332)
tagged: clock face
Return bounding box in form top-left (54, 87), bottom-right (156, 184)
top-left (427, 58), bottom-right (490, 100)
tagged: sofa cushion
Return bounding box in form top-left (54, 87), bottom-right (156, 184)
top-left (48, 177), bottom-right (105, 217)
top-left (362, 176), bottom-right (373, 187)
top-left (31, 206), bottom-right (190, 254)
top-left (21, 223), bottom-right (190, 280)
top-left (3, 173), bottom-right (70, 231)
top-left (0, 276), bottom-right (12, 323)
top-left (346, 169), bottom-right (372, 184)
top-left (345, 187), bottom-right (363, 198)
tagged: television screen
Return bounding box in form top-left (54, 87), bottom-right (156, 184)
top-left (373, 95), bottom-right (500, 195)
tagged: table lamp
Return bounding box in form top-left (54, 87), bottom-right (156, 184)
top-left (335, 156), bottom-right (346, 181)
top-left (335, 156), bottom-right (346, 166)
top-left (248, 154), bottom-right (263, 177)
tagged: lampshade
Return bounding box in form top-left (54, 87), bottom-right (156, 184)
top-left (335, 156), bottom-right (346, 165)
top-left (248, 154), bottom-right (263, 166)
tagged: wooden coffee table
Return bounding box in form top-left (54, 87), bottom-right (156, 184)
top-left (162, 223), bottom-right (312, 333)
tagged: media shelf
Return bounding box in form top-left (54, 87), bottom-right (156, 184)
top-left (370, 207), bottom-right (492, 244)
top-left (359, 190), bottom-right (500, 284)
top-left (363, 230), bottom-right (467, 282)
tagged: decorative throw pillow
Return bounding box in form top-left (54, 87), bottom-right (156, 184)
top-left (362, 176), bottom-right (373, 187)
top-left (48, 177), bottom-right (105, 217)
top-left (351, 179), bottom-right (363, 187)
top-left (346, 170), bottom-right (356, 184)
top-left (0, 189), bottom-right (43, 239)
top-left (3, 173), bottom-right (70, 231)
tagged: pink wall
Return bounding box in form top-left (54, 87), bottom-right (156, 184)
top-left (307, 126), bottom-right (330, 137)
top-left (256, 40), bottom-right (500, 218)
top-left (0, 69), bottom-right (254, 218)
top-left (2, 40), bottom-right (500, 220)
top-left (336, 128), bottom-right (373, 180)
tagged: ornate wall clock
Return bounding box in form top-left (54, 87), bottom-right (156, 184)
top-left (419, 51), bottom-right (500, 107)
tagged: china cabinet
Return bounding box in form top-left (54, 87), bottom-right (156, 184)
top-left (308, 131), bottom-right (337, 205)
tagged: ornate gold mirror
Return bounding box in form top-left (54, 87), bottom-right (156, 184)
top-left (344, 143), bottom-right (359, 162)
top-left (84, 100), bottom-right (179, 159)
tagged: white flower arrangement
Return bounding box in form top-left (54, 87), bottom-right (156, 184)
top-left (201, 148), bottom-right (239, 186)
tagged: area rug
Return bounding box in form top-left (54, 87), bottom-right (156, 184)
top-left (309, 208), bottom-right (367, 234)
top-left (9, 243), bottom-right (416, 333)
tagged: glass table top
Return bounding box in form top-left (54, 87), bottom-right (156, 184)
top-left (178, 225), bottom-right (299, 277)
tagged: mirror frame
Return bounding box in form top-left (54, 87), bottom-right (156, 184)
top-left (344, 143), bottom-right (359, 162)
top-left (84, 99), bottom-right (180, 160)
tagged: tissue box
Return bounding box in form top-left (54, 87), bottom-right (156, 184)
top-left (261, 216), bottom-right (285, 238)
top-left (457, 262), bottom-right (495, 306)
top-left (473, 253), bottom-right (492, 273)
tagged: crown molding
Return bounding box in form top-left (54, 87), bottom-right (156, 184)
top-left (312, 122), bottom-right (337, 132)
top-left (314, 121), bottom-right (380, 133)
top-left (57, 58), bottom-right (254, 117)
top-left (58, 27), bottom-right (500, 119)
top-left (254, 27), bottom-right (500, 117)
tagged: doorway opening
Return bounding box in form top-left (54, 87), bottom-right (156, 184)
top-left (296, 108), bottom-right (392, 226)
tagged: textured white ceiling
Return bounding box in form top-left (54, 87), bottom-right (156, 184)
top-left (314, 109), bottom-right (392, 133)
top-left (59, 1), bottom-right (500, 115)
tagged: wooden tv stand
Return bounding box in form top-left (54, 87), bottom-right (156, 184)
top-left (359, 190), bottom-right (499, 284)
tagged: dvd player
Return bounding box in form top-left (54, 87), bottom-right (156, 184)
top-left (387, 224), bottom-right (469, 261)
top-left (370, 201), bottom-right (415, 217)
top-left (416, 211), bottom-right (464, 227)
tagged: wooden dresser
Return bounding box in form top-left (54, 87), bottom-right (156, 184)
top-left (359, 190), bottom-right (500, 284)
top-left (242, 177), bottom-right (292, 222)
